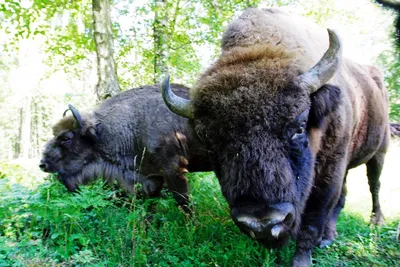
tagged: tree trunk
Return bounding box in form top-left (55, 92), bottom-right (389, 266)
top-left (15, 107), bottom-right (23, 158)
top-left (20, 95), bottom-right (31, 159)
top-left (153, 0), bottom-right (169, 84)
top-left (31, 101), bottom-right (39, 158)
top-left (92, 0), bottom-right (120, 100)
top-left (15, 95), bottom-right (31, 159)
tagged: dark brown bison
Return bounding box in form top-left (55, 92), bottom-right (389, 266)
top-left (162, 8), bottom-right (394, 266)
top-left (40, 84), bottom-right (211, 211)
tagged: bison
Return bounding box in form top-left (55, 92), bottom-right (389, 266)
top-left (40, 84), bottom-right (212, 211)
top-left (161, 8), bottom-right (394, 266)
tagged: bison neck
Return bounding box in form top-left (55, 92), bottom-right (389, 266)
top-left (59, 158), bottom-right (146, 193)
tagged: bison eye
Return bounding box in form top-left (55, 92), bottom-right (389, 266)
top-left (291, 123), bottom-right (306, 140)
top-left (61, 136), bottom-right (71, 142)
top-left (60, 136), bottom-right (72, 147)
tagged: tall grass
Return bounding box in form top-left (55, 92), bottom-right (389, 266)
top-left (0, 151), bottom-right (399, 266)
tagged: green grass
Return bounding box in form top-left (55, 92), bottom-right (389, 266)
top-left (0, 147), bottom-right (399, 267)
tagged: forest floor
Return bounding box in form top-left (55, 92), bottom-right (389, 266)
top-left (0, 144), bottom-right (399, 266)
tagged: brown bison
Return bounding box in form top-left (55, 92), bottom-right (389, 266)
top-left (40, 84), bottom-right (211, 211)
top-left (162, 8), bottom-right (394, 266)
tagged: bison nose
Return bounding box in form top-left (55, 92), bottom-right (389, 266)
top-left (39, 160), bottom-right (48, 171)
top-left (232, 202), bottom-right (295, 239)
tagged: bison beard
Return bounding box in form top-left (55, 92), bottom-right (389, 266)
top-left (162, 8), bottom-right (391, 267)
top-left (40, 85), bottom-right (212, 212)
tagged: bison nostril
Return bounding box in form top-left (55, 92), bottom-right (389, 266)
top-left (236, 216), bottom-right (263, 232)
top-left (269, 202), bottom-right (295, 226)
top-left (234, 215), bottom-right (266, 238)
top-left (39, 161), bottom-right (47, 171)
top-left (283, 211), bottom-right (294, 227)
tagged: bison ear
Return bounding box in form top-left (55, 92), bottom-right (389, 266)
top-left (83, 123), bottom-right (102, 143)
top-left (308, 84), bottom-right (341, 129)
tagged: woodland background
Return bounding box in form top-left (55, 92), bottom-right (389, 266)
top-left (1, 0), bottom-right (400, 160)
top-left (0, 0), bottom-right (399, 266)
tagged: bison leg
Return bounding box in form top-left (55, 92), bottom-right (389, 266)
top-left (164, 171), bottom-right (190, 213)
top-left (291, 249), bottom-right (312, 267)
top-left (162, 155), bottom-right (191, 213)
top-left (143, 175), bottom-right (164, 197)
top-left (366, 154), bottom-right (385, 225)
top-left (155, 131), bottom-right (191, 213)
top-left (319, 173), bottom-right (347, 248)
top-left (293, 158), bottom-right (347, 267)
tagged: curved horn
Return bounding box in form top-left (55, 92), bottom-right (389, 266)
top-left (295, 29), bottom-right (342, 94)
top-left (63, 109), bottom-right (70, 117)
top-left (68, 104), bottom-right (82, 128)
top-left (161, 74), bottom-right (194, 119)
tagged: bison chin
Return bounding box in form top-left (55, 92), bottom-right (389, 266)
top-left (235, 219), bottom-right (292, 248)
top-left (259, 235), bottom-right (291, 249)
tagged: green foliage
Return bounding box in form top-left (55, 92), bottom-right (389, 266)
top-left (1, 0), bottom-right (94, 75)
top-left (299, 0), bottom-right (356, 26)
top-left (0, 168), bottom-right (274, 266)
top-left (112, 0), bottom-right (273, 88)
top-left (1, 0), bottom-right (398, 161)
top-left (378, 50), bottom-right (400, 122)
top-left (314, 213), bottom-right (400, 266)
top-left (0, 165), bottom-right (399, 266)
top-left (0, 1), bottom-right (399, 265)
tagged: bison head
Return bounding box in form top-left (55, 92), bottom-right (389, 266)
top-left (40, 105), bottom-right (101, 191)
top-left (162, 30), bottom-right (342, 247)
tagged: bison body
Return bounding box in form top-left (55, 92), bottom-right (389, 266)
top-left (162, 8), bottom-right (390, 266)
top-left (40, 84), bottom-right (212, 210)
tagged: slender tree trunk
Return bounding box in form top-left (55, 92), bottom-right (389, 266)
top-left (15, 95), bottom-right (31, 159)
top-left (20, 95), bottom-right (31, 159)
top-left (31, 101), bottom-right (39, 158)
top-left (15, 108), bottom-right (23, 158)
top-left (92, 0), bottom-right (120, 100)
top-left (8, 141), bottom-right (12, 160)
top-left (153, 0), bottom-right (169, 84)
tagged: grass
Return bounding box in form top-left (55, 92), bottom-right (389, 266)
top-left (0, 145), bottom-right (399, 267)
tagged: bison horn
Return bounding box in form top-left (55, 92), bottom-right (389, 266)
top-left (161, 74), bottom-right (194, 119)
top-left (62, 109), bottom-right (70, 117)
top-left (68, 104), bottom-right (83, 129)
top-left (295, 29), bottom-right (342, 94)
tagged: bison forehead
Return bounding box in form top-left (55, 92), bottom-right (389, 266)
top-left (193, 82), bottom-right (310, 133)
top-left (52, 115), bottom-right (76, 136)
top-left (191, 43), bottom-right (309, 112)
top-left (52, 112), bottom-right (96, 136)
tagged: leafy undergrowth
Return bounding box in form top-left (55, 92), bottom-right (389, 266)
top-left (0, 162), bottom-right (399, 266)
top-left (313, 214), bottom-right (399, 266)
